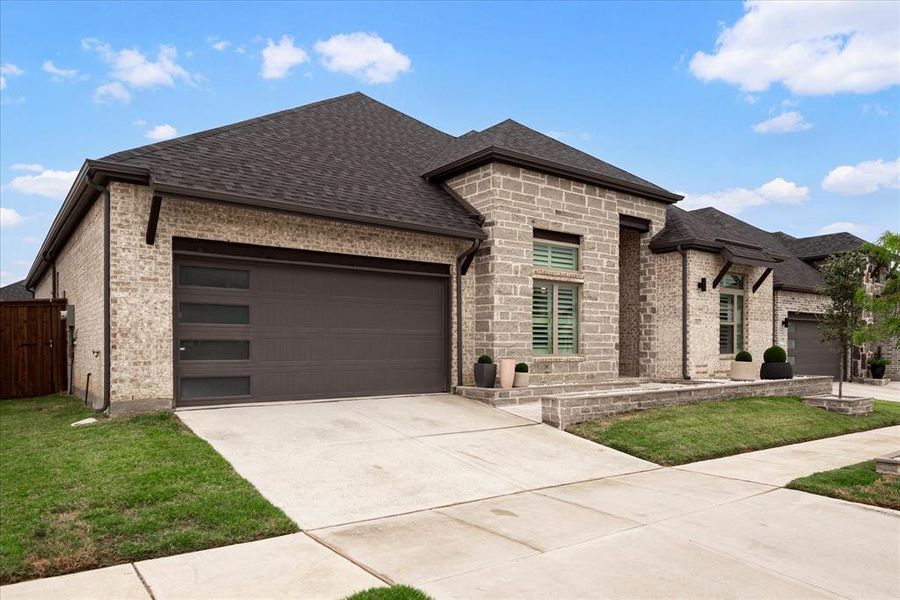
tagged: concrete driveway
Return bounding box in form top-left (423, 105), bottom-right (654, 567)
top-left (834, 380), bottom-right (900, 402)
top-left (4, 395), bottom-right (898, 599)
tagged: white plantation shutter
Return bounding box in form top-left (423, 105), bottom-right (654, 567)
top-left (533, 243), bottom-right (578, 271)
top-left (556, 285), bottom-right (578, 354)
top-left (532, 283), bottom-right (553, 354)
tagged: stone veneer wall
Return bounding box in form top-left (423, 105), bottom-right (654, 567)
top-left (446, 163), bottom-right (668, 385)
top-left (653, 251), bottom-right (683, 378)
top-left (33, 198), bottom-right (106, 407)
top-left (107, 182), bottom-right (471, 409)
top-left (618, 227), bottom-right (641, 376)
top-left (683, 250), bottom-right (773, 378)
top-left (543, 376), bottom-right (832, 428)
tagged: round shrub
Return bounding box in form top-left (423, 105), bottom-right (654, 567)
top-left (515, 362), bottom-right (529, 373)
top-left (763, 346), bottom-right (787, 363)
top-left (477, 355), bottom-right (493, 364)
top-left (735, 351), bottom-right (753, 362)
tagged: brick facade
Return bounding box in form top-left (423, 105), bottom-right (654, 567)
top-left (33, 198), bottom-right (106, 407)
top-left (681, 250), bottom-right (773, 378)
top-left (446, 163), bottom-right (668, 385)
top-left (106, 182), bottom-right (471, 410)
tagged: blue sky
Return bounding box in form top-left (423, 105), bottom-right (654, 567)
top-left (1, 0), bottom-right (898, 285)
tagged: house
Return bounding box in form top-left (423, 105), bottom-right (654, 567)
top-left (23, 92), bottom-right (883, 414)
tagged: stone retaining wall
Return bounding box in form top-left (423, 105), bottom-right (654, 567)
top-left (456, 380), bottom-right (648, 406)
top-left (542, 376), bottom-right (833, 428)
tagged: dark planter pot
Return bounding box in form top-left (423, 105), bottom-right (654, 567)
top-left (474, 363), bottom-right (497, 388)
top-left (760, 362), bottom-right (793, 380)
top-left (871, 364), bottom-right (886, 379)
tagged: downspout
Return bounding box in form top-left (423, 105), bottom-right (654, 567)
top-left (455, 239), bottom-right (482, 388)
top-left (86, 181), bottom-right (111, 414)
top-left (678, 245), bottom-right (690, 380)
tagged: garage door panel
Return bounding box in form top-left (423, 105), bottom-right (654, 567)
top-left (174, 253), bottom-right (449, 406)
top-left (788, 318), bottom-right (840, 378)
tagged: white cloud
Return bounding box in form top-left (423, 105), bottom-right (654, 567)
top-left (145, 124), bottom-right (178, 141)
top-left (690, 1), bottom-right (900, 95)
top-left (260, 35), bottom-right (309, 79)
top-left (133, 118), bottom-right (147, 126)
top-left (82, 38), bottom-right (197, 89)
top-left (10, 163), bottom-right (44, 172)
top-left (739, 93), bottom-right (759, 104)
top-left (817, 221), bottom-right (870, 236)
top-left (821, 158), bottom-right (900, 195)
top-left (93, 81), bottom-right (132, 104)
top-left (7, 169), bottom-right (78, 199)
top-left (1, 62), bottom-right (24, 90)
top-left (862, 103), bottom-right (889, 117)
top-left (10, 259), bottom-right (29, 267)
top-left (545, 130), bottom-right (591, 142)
top-left (235, 45), bottom-right (246, 55)
top-left (752, 111), bottom-right (814, 133)
top-left (0, 63), bottom-right (24, 76)
top-left (0, 270), bottom-right (20, 286)
top-left (42, 60), bottom-right (78, 79)
top-left (22, 235), bottom-right (39, 244)
top-left (679, 177), bottom-right (810, 214)
top-left (314, 32), bottom-right (411, 84)
top-left (207, 36), bottom-right (231, 51)
top-left (0, 207), bottom-right (24, 228)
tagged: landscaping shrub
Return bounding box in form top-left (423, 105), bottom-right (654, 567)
top-left (515, 362), bottom-right (529, 372)
top-left (763, 346), bottom-right (787, 363)
top-left (477, 355), bottom-right (493, 364)
top-left (735, 351), bottom-right (753, 362)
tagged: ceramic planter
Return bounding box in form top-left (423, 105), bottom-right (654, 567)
top-left (871, 364), bottom-right (886, 379)
top-left (729, 361), bottom-right (757, 381)
top-left (474, 363), bottom-right (497, 388)
top-left (513, 372), bottom-right (530, 388)
top-left (760, 362), bottom-right (793, 380)
top-left (498, 359), bottom-right (516, 389)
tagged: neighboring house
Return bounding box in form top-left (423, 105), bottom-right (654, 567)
top-left (23, 92), bottom-right (885, 414)
top-left (0, 280), bottom-right (32, 301)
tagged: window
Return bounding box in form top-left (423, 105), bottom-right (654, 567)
top-left (719, 274), bottom-right (744, 354)
top-left (179, 303), bottom-right (249, 324)
top-left (179, 340), bottom-right (250, 361)
top-left (181, 376), bottom-right (250, 399)
top-left (533, 281), bottom-right (579, 354)
top-left (179, 266), bottom-right (249, 289)
top-left (533, 242), bottom-right (578, 271)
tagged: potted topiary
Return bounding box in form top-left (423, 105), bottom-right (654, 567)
top-left (474, 355), bottom-right (496, 388)
top-left (513, 362), bottom-right (529, 387)
top-left (730, 351), bottom-right (756, 381)
top-left (760, 345), bottom-right (793, 380)
top-left (869, 347), bottom-right (891, 379)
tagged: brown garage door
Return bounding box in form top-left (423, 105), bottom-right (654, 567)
top-left (174, 242), bottom-right (449, 407)
top-left (787, 316), bottom-right (841, 378)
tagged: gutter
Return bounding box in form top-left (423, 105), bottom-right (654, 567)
top-left (455, 238), bottom-right (482, 387)
top-left (678, 245), bottom-right (690, 380)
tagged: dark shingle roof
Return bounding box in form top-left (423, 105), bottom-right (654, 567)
top-left (650, 206), bottom-right (865, 292)
top-left (423, 119), bottom-right (681, 203)
top-left (0, 280), bottom-right (32, 301)
top-left (101, 93), bottom-right (485, 239)
top-left (784, 232), bottom-right (866, 261)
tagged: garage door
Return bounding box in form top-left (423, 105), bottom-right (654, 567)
top-left (787, 315), bottom-right (841, 378)
top-left (174, 242), bottom-right (449, 407)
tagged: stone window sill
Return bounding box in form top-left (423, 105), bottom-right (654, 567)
top-left (533, 354), bottom-right (586, 363)
top-left (533, 268), bottom-right (584, 283)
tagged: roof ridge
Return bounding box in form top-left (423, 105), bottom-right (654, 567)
top-left (102, 92), bottom-right (367, 163)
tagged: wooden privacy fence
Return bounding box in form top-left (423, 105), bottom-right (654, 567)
top-left (0, 299), bottom-right (68, 399)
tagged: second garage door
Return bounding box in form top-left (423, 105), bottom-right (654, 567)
top-left (174, 243), bottom-right (449, 407)
top-left (787, 315), bottom-right (841, 378)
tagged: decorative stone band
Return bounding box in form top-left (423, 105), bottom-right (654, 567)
top-left (542, 376), bottom-right (833, 428)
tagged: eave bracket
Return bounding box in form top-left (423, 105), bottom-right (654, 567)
top-left (145, 195), bottom-right (162, 245)
top-left (711, 261), bottom-right (733, 289)
top-left (752, 267), bottom-right (773, 293)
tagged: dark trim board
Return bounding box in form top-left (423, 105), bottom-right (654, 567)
top-left (533, 228), bottom-right (582, 245)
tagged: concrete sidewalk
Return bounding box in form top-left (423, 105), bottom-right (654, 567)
top-left (835, 380), bottom-right (900, 402)
top-left (3, 397), bottom-right (898, 600)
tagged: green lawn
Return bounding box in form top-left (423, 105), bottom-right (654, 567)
top-left (787, 461), bottom-right (900, 510)
top-left (568, 396), bottom-right (900, 466)
top-left (345, 586), bottom-right (432, 600)
top-left (0, 395), bottom-right (298, 584)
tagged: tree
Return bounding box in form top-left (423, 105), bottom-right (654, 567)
top-left (853, 231), bottom-right (900, 348)
top-left (818, 251), bottom-right (865, 398)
